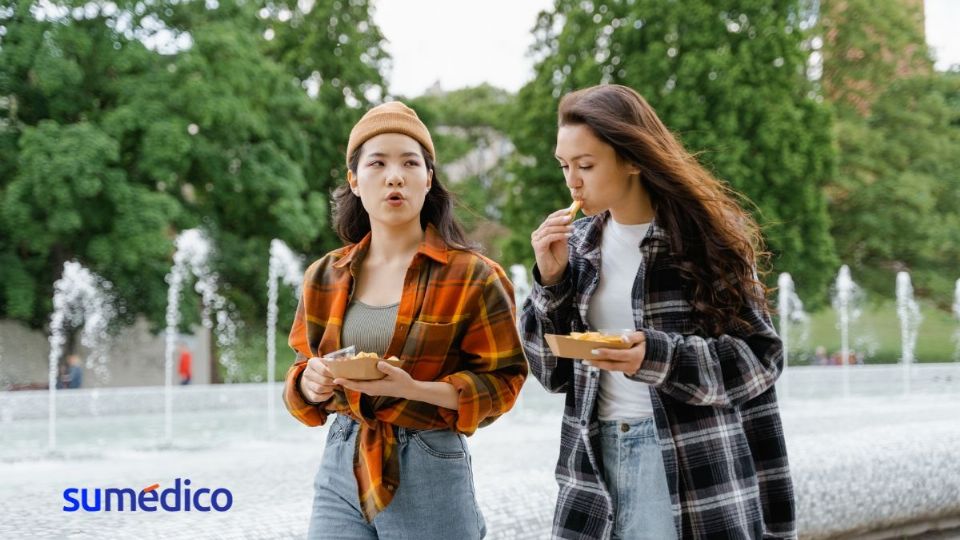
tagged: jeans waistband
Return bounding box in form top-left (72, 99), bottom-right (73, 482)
top-left (599, 416), bottom-right (657, 438)
top-left (332, 414), bottom-right (446, 443)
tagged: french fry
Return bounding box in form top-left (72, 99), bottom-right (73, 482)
top-left (569, 331), bottom-right (624, 344)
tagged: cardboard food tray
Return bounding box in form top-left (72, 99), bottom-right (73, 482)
top-left (544, 333), bottom-right (631, 360)
top-left (322, 356), bottom-right (403, 380)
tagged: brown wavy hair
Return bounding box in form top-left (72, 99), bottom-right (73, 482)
top-left (558, 84), bottom-right (769, 336)
top-left (332, 143), bottom-right (478, 251)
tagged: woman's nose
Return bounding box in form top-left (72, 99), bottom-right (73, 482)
top-left (386, 171), bottom-right (405, 187)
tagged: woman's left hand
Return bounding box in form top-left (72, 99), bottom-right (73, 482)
top-left (586, 331), bottom-right (647, 376)
top-left (334, 361), bottom-right (418, 399)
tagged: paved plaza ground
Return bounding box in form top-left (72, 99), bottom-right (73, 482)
top-left (2, 367), bottom-right (960, 538)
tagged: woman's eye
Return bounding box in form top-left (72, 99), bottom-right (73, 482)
top-left (559, 165), bottom-right (569, 170)
top-left (579, 165), bottom-right (593, 170)
top-left (405, 160), bottom-right (421, 167)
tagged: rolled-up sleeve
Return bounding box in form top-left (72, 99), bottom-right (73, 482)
top-left (283, 267), bottom-right (329, 427)
top-left (519, 265), bottom-right (576, 394)
top-left (628, 286), bottom-right (783, 408)
top-left (436, 268), bottom-right (528, 434)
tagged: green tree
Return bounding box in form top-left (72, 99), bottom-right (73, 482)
top-left (502, 0), bottom-right (838, 304)
top-left (818, 0), bottom-right (931, 118)
top-left (0, 0), bottom-right (389, 349)
top-left (816, 0), bottom-right (960, 305)
top-left (408, 84), bottom-right (516, 257)
top-left (827, 73), bottom-right (960, 303)
top-left (0, 2), bottom-right (183, 327)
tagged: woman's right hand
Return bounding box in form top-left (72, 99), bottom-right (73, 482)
top-left (300, 357), bottom-right (338, 403)
top-left (531, 208), bottom-right (574, 285)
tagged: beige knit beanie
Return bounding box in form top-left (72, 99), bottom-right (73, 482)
top-left (345, 101), bottom-right (435, 167)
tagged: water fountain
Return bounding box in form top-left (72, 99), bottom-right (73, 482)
top-left (2, 263), bottom-right (959, 539)
top-left (777, 273), bottom-right (808, 399)
top-left (266, 239), bottom-right (303, 431)
top-left (831, 265), bottom-right (862, 398)
top-left (0, 336), bottom-right (6, 424)
top-left (953, 279), bottom-right (960, 362)
top-left (47, 261), bottom-right (116, 451)
top-left (0, 333), bottom-right (5, 389)
top-left (509, 264), bottom-right (532, 309)
top-left (163, 229), bottom-right (239, 443)
top-left (895, 272), bottom-right (922, 394)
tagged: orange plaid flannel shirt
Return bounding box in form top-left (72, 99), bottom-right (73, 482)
top-left (283, 224), bottom-right (528, 521)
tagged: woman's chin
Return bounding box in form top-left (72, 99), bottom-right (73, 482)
top-left (370, 212), bottom-right (419, 229)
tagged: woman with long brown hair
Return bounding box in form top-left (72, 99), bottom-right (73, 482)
top-left (520, 84), bottom-right (795, 539)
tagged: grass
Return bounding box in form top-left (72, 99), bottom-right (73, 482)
top-left (223, 297), bottom-right (959, 381)
top-left (781, 298), bottom-right (959, 364)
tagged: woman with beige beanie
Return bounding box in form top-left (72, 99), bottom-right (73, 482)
top-left (282, 101), bottom-right (528, 539)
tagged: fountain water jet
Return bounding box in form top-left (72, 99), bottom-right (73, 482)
top-left (509, 264), bottom-right (532, 310)
top-left (163, 229), bottom-right (239, 443)
top-left (831, 265), bottom-right (862, 398)
top-left (266, 239), bottom-right (303, 431)
top-left (895, 272), bottom-right (922, 394)
top-left (777, 273), bottom-right (808, 399)
top-left (952, 279), bottom-right (960, 362)
top-left (47, 261), bottom-right (116, 450)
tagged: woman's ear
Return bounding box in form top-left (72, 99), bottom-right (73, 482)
top-left (427, 168), bottom-right (433, 191)
top-left (347, 170), bottom-right (359, 195)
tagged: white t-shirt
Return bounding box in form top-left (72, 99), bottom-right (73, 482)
top-left (586, 218), bottom-right (654, 421)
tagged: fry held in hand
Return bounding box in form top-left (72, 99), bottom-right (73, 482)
top-left (323, 351), bottom-right (381, 362)
top-left (569, 331), bottom-right (625, 344)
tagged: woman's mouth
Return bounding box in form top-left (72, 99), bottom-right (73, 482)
top-left (386, 192), bottom-right (405, 207)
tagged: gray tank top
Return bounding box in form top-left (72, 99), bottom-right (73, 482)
top-left (341, 300), bottom-right (400, 357)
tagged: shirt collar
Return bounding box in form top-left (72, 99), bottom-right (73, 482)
top-left (333, 223), bottom-right (450, 269)
top-left (576, 210), bottom-right (668, 262)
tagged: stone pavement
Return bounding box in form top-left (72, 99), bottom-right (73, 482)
top-left (2, 381), bottom-right (960, 538)
top-left (0, 390), bottom-right (564, 539)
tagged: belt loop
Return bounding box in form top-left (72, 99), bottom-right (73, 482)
top-left (395, 425), bottom-right (408, 444)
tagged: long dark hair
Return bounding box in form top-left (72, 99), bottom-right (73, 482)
top-left (558, 84), bottom-right (770, 336)
top-left (332, 143), bottom-right (478, 251)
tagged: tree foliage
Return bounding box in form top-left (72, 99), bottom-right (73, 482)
top-left (408, 84), bottom-right (516, 257)
top-left (502, 0), bottom-right (838, 304)
top-left (818, 0), bottom-right (960, 304)
top-left (0, 0), bottom-right (387, 331)
top-left (818, 0), bottom-right (931, 118)
top-left (827, 73), bottom-right (960, 303)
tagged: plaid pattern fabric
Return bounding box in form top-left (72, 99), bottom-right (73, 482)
top-left (520, 212), bottom-right (796, 539)
top-left (284, 225), bottom-right (527, 522)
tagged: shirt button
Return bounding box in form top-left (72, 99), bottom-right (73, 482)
top-left (608, 514), bottom-right (614, 521)
top-left (579, 420), bottom-right (587, 426)
top-left (620, 423), bottom-right (629, 433)
top-left (590, 371), bottom-right (597, 378)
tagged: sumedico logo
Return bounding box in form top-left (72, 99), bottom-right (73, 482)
top-left (62, 478), bottom-right (233, 512)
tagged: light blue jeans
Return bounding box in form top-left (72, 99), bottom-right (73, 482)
top-left (600, 417), bottom-right (677, 540)
top-left (308, 414), bottom-right (486, 539)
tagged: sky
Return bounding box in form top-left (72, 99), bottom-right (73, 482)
top-left (373, 0), bottom-right (554, 97)
top-left (925, 0), bottom-right (960, 71)
top-left (374, 0), bottom-right (960, 98)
